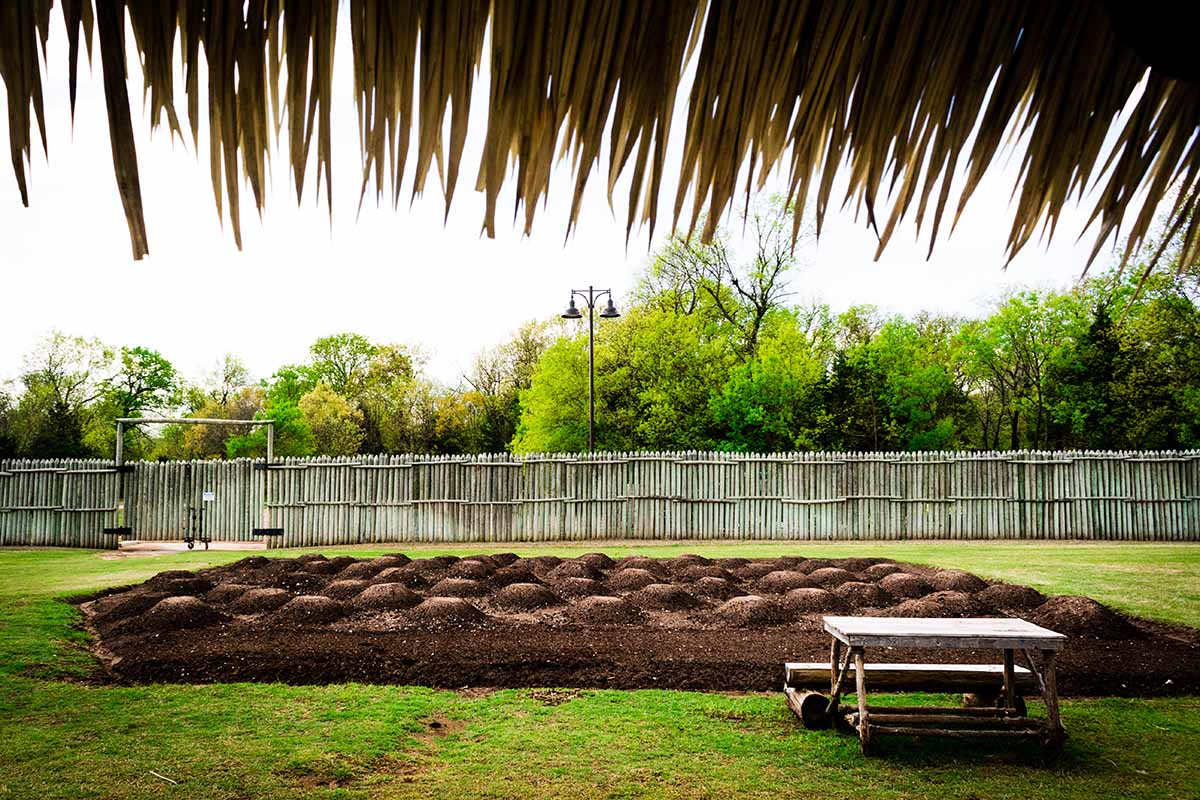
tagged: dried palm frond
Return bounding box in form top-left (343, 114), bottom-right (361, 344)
top-left (1, 0), bottom-right (1197, 280)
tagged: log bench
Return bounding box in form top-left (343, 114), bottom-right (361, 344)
top-left (784, 661), bottom-right (1036, 694)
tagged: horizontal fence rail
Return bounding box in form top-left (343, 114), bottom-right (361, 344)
top-left (2, 451), bottom-right (1198, 548)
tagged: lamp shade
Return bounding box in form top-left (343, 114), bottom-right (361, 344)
top-left (600, 298), bottom-right (620, 318)
top-left (562, 299), bottom-right (583, 319)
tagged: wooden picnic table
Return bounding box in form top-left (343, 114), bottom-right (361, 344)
top-left (808, 616), bottom-right (1067, 755)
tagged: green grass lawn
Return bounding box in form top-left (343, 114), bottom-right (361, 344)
top-left (0, 541), bottom-right (1197, 799)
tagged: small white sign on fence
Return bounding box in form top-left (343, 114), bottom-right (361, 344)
top-left (202, 491), bottom-right (215, 503)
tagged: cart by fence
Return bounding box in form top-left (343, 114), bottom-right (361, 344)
top-left (2, 450), bottom-right (1197, 548)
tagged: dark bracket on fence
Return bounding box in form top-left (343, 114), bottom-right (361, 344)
top-left (102, 527), bottom-right (133, 537)
top-left (251, 528), bottom-right (285, 537)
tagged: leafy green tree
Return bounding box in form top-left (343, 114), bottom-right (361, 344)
top-left (299, 383), bottom-right (365, 456)
top-left (309, 333), bottom-right (381, 396)
top-left (17, 332), bottom-right (113, 457)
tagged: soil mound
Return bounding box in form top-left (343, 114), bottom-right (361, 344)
top-left (295, 554), bottom-right (327, 563)
top-left (427, 555), bottom-right (461, 568)
top-left (300, 560), bottom-right (343, 575)
top-left (834, 557), bottom-right (879, 572)
top-left (833, 581), bottom-right (891, 609)
top-left (447, 560), bottom-right (493, 581)
top-left (889, 597), bottom-right (945, 617)
top-left (490, 565), bottom-right (542, 588)
top-left (274, 596), bottom-right (346, 625)
top-left (428, 578), bottom-right (490, 598)
top-left (374, 566), bottom-right (429, 589)
top-left (489, 552), bottom-right (521, 567)
top-left (627, 584), bottom-right (701, 611)
top-left (351, 583), bottom-right (422, 611)
top-left (769, 556), bottom-right (805, 570)
top-left (407, 598), bottom-right (488, 627)
top-left (120, 596), bottom-right (228, 634)
top-left (492, 583), bottom-right (563, 611)
top-left (666, 554), bottom-right (712, 570)
top-left (229, 555), bottom-right (271, 570)
top-left (784, 588), bottom-right (847, 613)
top-left (206, 583), bottom-right (252, 605)
top-left (338, 560), bottom-right (389, 580)
top-left (92, 592), bottom-right (169, 630)
top-left (879, 572), bottom-right (933, 599)
top-left (551, 577), bottom-right (608, 599)
top-left (326, 556), bottom-right (359, 572)
top-left (711, 596), bottom-right (787, 628)
top-left (546, 560), bottom-right (603, 581)
top-left (927, 590), bottom-right (979, 616)
top-left (795, 559), bottom-right (834, 574)
top-left (377, 553), bottom-right (413, 566)
top-left (461, 555), bottom-right (501, 571)
top-left (614, 556), bottom-right (669, 578)
top-left (607, 568), bottom-right (660, 592)
top-left (230, 588), bottom-right (293, 614)
top-left (691, 577), bottom-right (747, 600)
top-left (863, 563), bottom-right (902, 579)
top-left (510, 556), bottom-right (562, 577)
top-left (678, 565), bottom-right (735, 583)
top-left (267, 572), bottom-right (327, 593)
top-left (406, 558), bottom-right (452, 576)
top-left (807, 567), bottom-right (856, 588)
top-left (715, 557), bottom-right (749, 570)
top-left (929, 569), bottom-right (989, 593)
top-left (322, 579), bottom-right (369, 600)
top-left (147, 570), bottom-right (198, 585)
top-left (731, 562), bottom-right (779, 581)
top-left (577, 552), bottom-right (616, 570)
top-left (1026, 596), bottom-right (1141, 640)
top-left (567, 596), bottom-right (645, 625)
top-left (757, 570), bottom-right (813, 594)
top-left (159, 577), bottom-right (216, 596)
top-left (976, 583), bottom-right (1047, 610)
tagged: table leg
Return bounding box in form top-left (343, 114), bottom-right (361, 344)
top-left (1002, 648), bottom-right (1016, 712)
top-left (1041, 649), bottom-right (1064, 742)
top-left (829, 638), bottom-right (843, 718)
top-left (854, 647), bottom-right (874, 755)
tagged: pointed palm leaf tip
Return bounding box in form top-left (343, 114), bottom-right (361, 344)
top-left (1, 0), bottom-right (1197, 279)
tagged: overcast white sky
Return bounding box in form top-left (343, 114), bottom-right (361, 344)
top-left (1, 13), bottom-right (1121, 388)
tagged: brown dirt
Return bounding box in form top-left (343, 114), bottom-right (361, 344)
top-left (274, 596), bottom-right (345, 625)
top-left (784, 587), bottom-right (848, 613)
top-left (607, 568), bottom-right (660, 592)
top-left (229, 587), bottom-right (293, 614)
top-left (692, 577), bottom-right (746, 600)
top-left (322, 580), bottom-right (369, 600)
top-left (832, 581), bottom-right (891, 609)
top-left (1027, 596), bottom-right (1143, 640)
top-left (976, 583), bottom-right (1047, 610)
top-left (567, 596), bottom-right (646, 625)
top-left (807, 567), bottom-right (857, 588)
top-left (447, 561), bottom-right (493, 581)
top-left (428, 578), bottom-right (490, 598)
top-left (757, 570), bottom-right (814, 594)
top-left (712, 596), bottom-right (787, 628)
top-left (626, 584), bottom-right (702, 611)
top-left (929, 569), bottom-right (990, 593)
top-left (351, 583), bottom-right (422, 611)
top-left (551, 577), bottom-right (608, 599)
top-left (879, 572), bottom-right (933, 598)
top-left (116, 596), bottom-right (228, 634)
top-left (492, 583), bottom-right (563, 611)
top-left (76, 553), bottom-right (1200, 697)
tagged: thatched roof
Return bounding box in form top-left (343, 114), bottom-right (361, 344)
top-left (2, 0), bottom-right (1198, 280)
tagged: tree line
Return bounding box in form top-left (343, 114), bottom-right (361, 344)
top-left (2, 202), bottom-right (1197, 460)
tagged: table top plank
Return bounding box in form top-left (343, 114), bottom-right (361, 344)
top-left (822, 616), bottom-right (1067, 650)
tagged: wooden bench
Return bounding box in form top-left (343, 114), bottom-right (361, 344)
top-left (784, 661), bottom-right (1035, 694)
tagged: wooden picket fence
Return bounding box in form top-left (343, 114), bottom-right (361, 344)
top-left (2, 451), bottom-right (1198, 548)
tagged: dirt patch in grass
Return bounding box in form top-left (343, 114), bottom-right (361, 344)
top-left (75, 553), bottom-right (1200, 696)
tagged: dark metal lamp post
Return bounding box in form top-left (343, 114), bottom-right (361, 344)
top-left (562, 286), bottom-right (620, 452)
